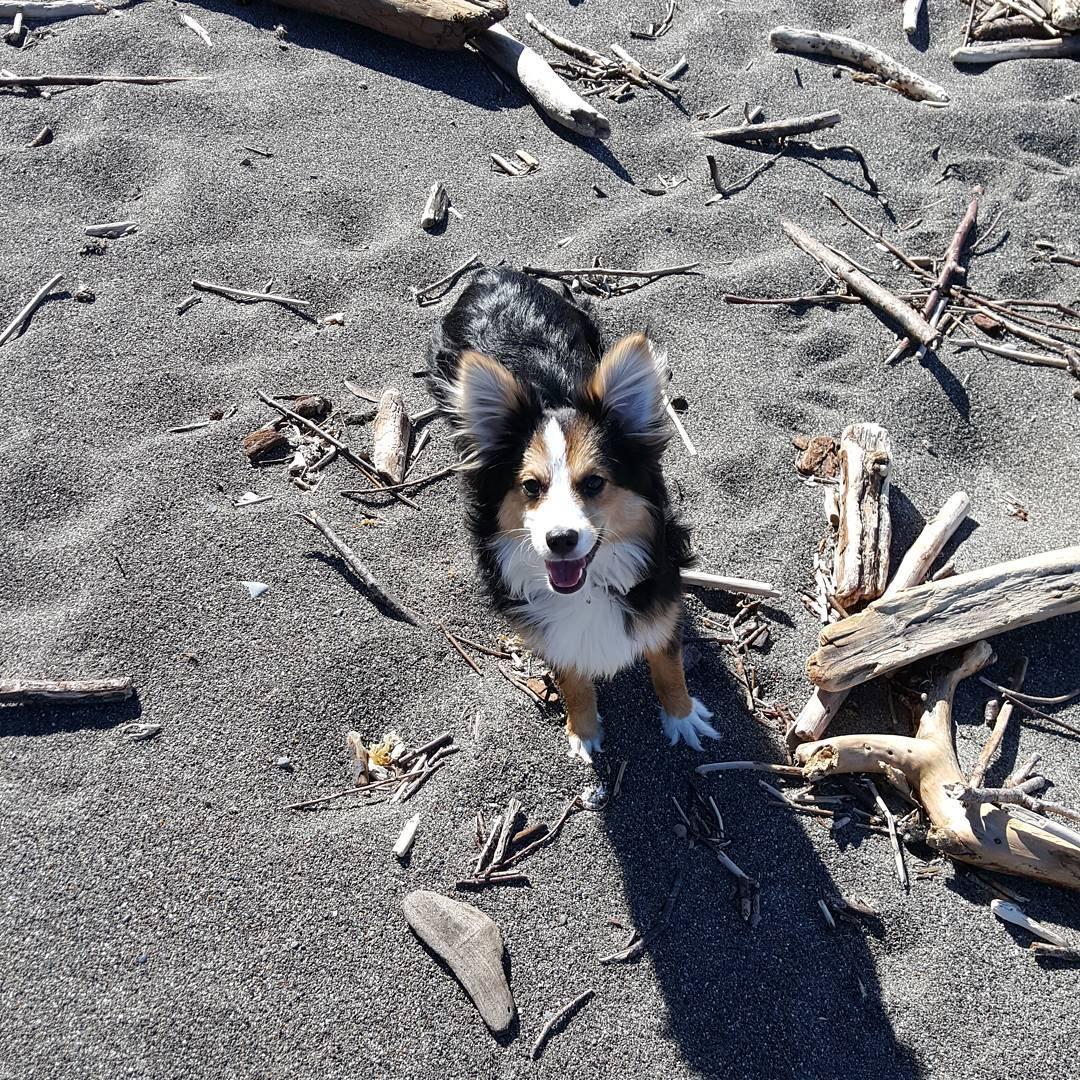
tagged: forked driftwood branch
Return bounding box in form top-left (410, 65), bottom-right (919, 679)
top-left (806, 547), bottom-right (1080, 693)
top-left (795, 641), bottom-right (1080, 890)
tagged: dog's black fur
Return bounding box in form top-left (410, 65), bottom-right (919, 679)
top-left (427, 267), bottom-right (692, 627)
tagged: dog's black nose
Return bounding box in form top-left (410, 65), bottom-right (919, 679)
top-left (546, 528), bottom-right (579, 556)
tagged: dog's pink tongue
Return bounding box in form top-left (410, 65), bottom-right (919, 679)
top-left (546, 558), bottom-right (585, 590)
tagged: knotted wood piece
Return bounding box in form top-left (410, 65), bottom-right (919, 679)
top-left (403, 891), bottom-right (516, 1034)
top-left (372, 388), bottom-right (412, 484)
top-left (807, 547), bottom-right (1080, 693)
top-left (269, 0), bottom-right (507, 49)
top-left (832, 423), bottom-right (893, 610)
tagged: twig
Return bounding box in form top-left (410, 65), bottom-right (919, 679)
top-left (474, 813), bottom-right (503, 874)
top-left (970, 658), bottom-right (1028, 788)
top-left (665, 400), bottom-right (696, 456)
top-left (193, 279), bottom-right (309, 309)
top-left (978, 677), bottom-right (1080, 707)
top-left (410, 253), bottom-right (482, 306)
top-left (952, 337), bottom-right (1072, 371)
top-left (598, 875), bottom-right (683, 963)
top-left (180, 11), bottom-right (213, 47)
top-left (0, 272), bottom-right (63, 347)
top-left (1029, 943), bottom-right (1080, 961)
top-left (696, 760), bottom-right (805, 776)
top-left (706, 148), bottom-right (785, 202)
top-left (0, 74), bottom-right (210, 87)
top-left (445, 634), bottom-right (511, 659)
top-left (631, 0), bottom-right (676, 39)
top-left (440, 624), bottom-right (482, 675)
top-left (530, 990), bottom-right (595, 1061)
top-left (297, 510), bottom-right (424, 627)
top-left (338, 459), bottom-right (466, 496)
top-left (420, 182), bottom-right (449, 230)
top-left (868, 781), bottom-right (908, 891)
top-left (695, 110), bottom-right (841, 143)
top-left (951, 38), bottom-right (1080, 65)
top-left (680, 569), bottom-right (781, 599)
top-left (497, 796), bottom-right (582, 870)
top-left (283, 770), bottom-right (423, 811)
top-left (523, 262), bottom-right (699, 282)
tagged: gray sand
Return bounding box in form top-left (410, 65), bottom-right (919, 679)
top-left (1, 1), bottom-right (1079, 1078)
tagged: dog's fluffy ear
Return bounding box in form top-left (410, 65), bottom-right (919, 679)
top-left (451, 350), bottom-right (525, 454)
top-left (584, 332), bottom-right (670, 444)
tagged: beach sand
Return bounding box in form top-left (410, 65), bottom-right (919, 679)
top-left (1, 1), bottom-right (1079, 1077)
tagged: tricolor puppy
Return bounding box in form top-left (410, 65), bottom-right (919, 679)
top-left (428, 268), bottom-right (718, 763)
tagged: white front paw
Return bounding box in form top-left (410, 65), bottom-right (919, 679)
top-left (660, 698), bottom-right (718, 751)
top-left (566, 716), bottom-right (604, 764)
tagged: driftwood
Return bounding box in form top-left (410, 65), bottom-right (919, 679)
top-left (903, 0), bottom-right (926, 34)
top-left (769, 26), bottom-right (950, 104)
top-left (531, 990), bottom-right (595, 1060)
top-left (0, 677), bottom-right (133, 704)
top-left (951, 36), bottom-right (1080, 63)
top-left (887, 188), bottom-right (981, 363)
top-left (807, 547), bottom-right (1080, 693)
top-left (473, 23), bottom-right (611, 139)
top-left (420, 182), bottom-right (449, 230)
top-left (271, 0), bottom-right (507, 50)
top-left (680, 569), bottom-right (781, 599)
top-left (0, 272), bottom-right (63, 347)
top-left (0, 74), bottom-right (209, 87)
top-left (402, 891), bottom-right (516, 1033)
top-left (694, 110), bottom-right (841, 144)
top-left (372, 388), bottom-right (412, 483)
top-left (832, 423), bottom-right (893, 609)
top-left (796, 642), bottom-right (1080, 890)
top-left (1047, 0), bottom-right (1080, 29)
top-left (781, 221), bottom-right (939, 346)
top-left (0, 0), bottom-right (105, 13)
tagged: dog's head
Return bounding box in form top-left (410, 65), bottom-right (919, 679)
top-left (450, 333), bottom-right (671, 598)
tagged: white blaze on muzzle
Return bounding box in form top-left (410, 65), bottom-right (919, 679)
top-left (525, 417), bottom-right (596, 591)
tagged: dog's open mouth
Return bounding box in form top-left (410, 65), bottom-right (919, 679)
top-left (545, 544), bottom-right (599, 595)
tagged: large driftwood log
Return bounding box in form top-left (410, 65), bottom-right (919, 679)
top-left (769, 26), bottom-right (950, 104)
top-left (473, 23), bottom-right (611, 139)
top-left (792, 491), bottom-right (970, 745)
top-left (781, 221), bottom-right (940, 346)
top-left (833, 423), bottom-right (893, 609)
top-left (951, 36), bottom-right (1080, 64)
top-left (270, 0), bottom-right (507, 50)
top-left (796, 642), bottom-right (1080, 890)
top-left (372, 388), bottom-right (412, 484)
top-left (807, 547), bottom-right (1080, 693)
top-left (0, 677), bottom-right (134, 703)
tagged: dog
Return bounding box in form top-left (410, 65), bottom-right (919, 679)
top-left (428, 267), bottom-right (718, 762)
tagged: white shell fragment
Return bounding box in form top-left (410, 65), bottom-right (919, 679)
top-left (991, 899), bottom-right (1069, 946)
top-left (393, 814), bottom-right (420, 859)
top-left (239, 580), bottom-right (269, 599)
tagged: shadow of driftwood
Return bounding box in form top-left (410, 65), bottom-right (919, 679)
top-left (0, 693), bottom-right (142, 737)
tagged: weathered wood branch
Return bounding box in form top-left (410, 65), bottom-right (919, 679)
top-left (833, 423), bottom-right (893, 609)
top-left (473, 23), bottom-right (611, 139)
top-left (372, 388), bottom-right (412, 484)
top-left (769, 26), bottom-right (950, 104)
top-left (951, 36), bottom-right (1080, 64)
top-left (680, 569), bottom-right (781, 599)
top-left (792, 491), bottom-right (970, 744)
top-left (270, 0), bottom-right (508, 50)
top-left (0, 678), bottom-right (134, 704)
top-left (781, 220), bottom-right (940, 346)
top-left (797, 642), bottom-right (1080, 890)
top-left (0, 1), bottom-right (105, 16)
top-left (807, 547), bottom-right (1080, 693)
top-left (694, 110), bottom-right (840, 144)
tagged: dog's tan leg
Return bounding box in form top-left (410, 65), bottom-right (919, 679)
top-left (556, 666), bottom-right (603, 764)
top-left (645, 635), bottom-right (718, 751)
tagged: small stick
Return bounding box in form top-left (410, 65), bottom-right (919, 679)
top-left (193, 279), bottom-right (309, 309)
top-left (392, 814), bottom-right (420, 858)
top-left (84, 221), bottom-right (137, 238)
top-left (695, 110), bottom-right (841, 143)
top-left (1029, 943), bottom-right (1080, 961)
top-left (0, 677), bottom-right (133, 704)
top-left (180, 11), bottom-right (213, 47)
top-left (456, 873), bottom-right (530, 889)
top-left (951, 38), bottom-right (1080, 65)
top-left (444, 634), bottom-right (510, 659)
top-left (283, 770), bottom-right (424, 811)
top-left (29, 125), bottom-right (53, 147)
top-left (952, 337), bottom-right (1071, 370)
top-left (497, 796), bottom-right (581, 870)
top-left (970, 658), bottom-right (1028, 788)
top-left (523, 262), bottom-right (699, 282)
top-left (399, 732), bottom-right (453, 766)
top-left (0, 74), bottom-right (210, 87)
top-left (665, 399), bottom-right (696, 456)
top-left (868, 781), bottom-right (908, 891)
top-left (487, 798), bottom-right (522, 871)
top-left (680, 569), bottom-right (781, 599)
top-left (440, 624), bottom-right (482, 676)
top-left (411, 252), bottom-right (482, 306)
top-left (696, 760), bottom-right (805, 776)
top-left (397, 758), bottom-right (448, 802)
top-left (1004, 752), bottom-right (1041, 789)
top-left (706, 148), bottom-right (786, 203)
top-left (978, 677), bottom-right (1080, 706)
top-left (758, 779), bottom-right (836, 817)
top-left (530, 989), bottom-right (595, 1061)
top-left (420, 182), bottom-right (449, 230)
top-left (490, 152), bottom-right (524, 176)
top-left (474, 813), bottom-right (504, 875)
top-left (0, 272), bottom-right (63, 347)
top-left (598, 874), bottom-right (682, 963)
top-left (344, 380), bottom-right (379, 403)
top-left (338, 459), bottom-right (466, 496)
top-left (297, 510), bottom-right (424, 627)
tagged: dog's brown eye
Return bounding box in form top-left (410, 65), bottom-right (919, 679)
top-left (581, 475), bottom-right (605, 497)
top-left (522, 478), bottom-right (542, 498)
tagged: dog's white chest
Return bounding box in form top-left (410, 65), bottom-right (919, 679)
top-left (511, 585), bottom-right (666, 678)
